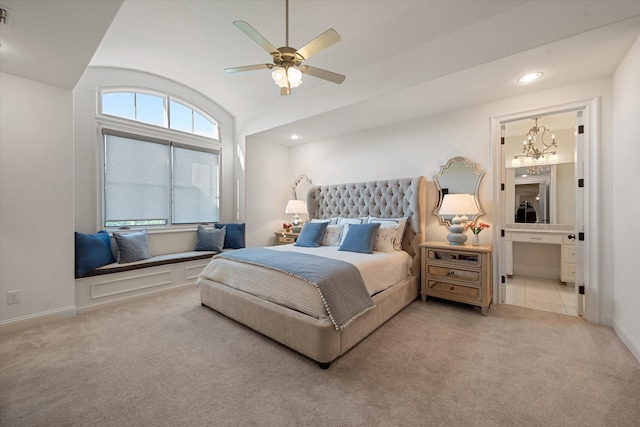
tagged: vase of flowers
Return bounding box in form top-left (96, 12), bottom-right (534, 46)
top-left (282, 223), bottom-right (293, 233)
top-left (466, 221), bottom-right (490, 246)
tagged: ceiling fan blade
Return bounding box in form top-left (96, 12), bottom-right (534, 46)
top-left (233, 21), bottom-right (279, 55)
top-left (300, 65), bottom-right (346, 84)
top-left (296, 29), bottom-right (341, 60)
top-left (224, 64), bottom-right (274, 74)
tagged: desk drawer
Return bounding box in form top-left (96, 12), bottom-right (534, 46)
top-left (427, 280), bottom-right (481, 301)
top-left (563, 244), bottom-right (576, 263)
top-left (427, 265), bottom-right (481, 284)
top-left (510, 233), bottom-right (563, 244)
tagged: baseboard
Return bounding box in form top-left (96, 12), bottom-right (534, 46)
top-left (0, 305), bottom-right (77, 335)
top-left (76, 282), bottom-right (193, 314)
top-left (612, 318), bottom-right (640, 365)
top-left (599, 312), bottom-right (615, 328)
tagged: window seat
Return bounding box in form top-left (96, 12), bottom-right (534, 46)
top-left (79, 251), bottom-right (218, 277)
top-left (75, 250), bottom-right (218, 313)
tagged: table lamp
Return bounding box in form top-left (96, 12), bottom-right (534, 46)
top-left (438, 194), bottom-right (478, 245)
top-left (285, 199), bottom-right (307, 232)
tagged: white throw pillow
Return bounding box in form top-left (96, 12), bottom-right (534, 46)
top-left (368, 217), bottom-right (408, 250)
top-left (321, 224), bottom-right (344, 246)
top-left (373, 224), bottom-right (398, 253)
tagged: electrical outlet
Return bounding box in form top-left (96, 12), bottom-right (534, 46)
top-left (7, 291), bottom-right (20, 304)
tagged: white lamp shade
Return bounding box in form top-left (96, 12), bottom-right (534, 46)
top-left (438, 194), bottom-right (478, 216)
top-left (285, 199), bottom-right (307, 214)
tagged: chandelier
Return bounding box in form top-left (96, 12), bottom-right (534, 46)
top-left (512, 117), bottom-right (559, 168)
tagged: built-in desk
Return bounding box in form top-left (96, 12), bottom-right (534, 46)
top-left (505, 226), bottom-right (575, 283)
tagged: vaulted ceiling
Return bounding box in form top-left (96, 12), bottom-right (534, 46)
top-left (2, 0), bottom-right (639, 144)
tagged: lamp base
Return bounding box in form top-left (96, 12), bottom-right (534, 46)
top-left (447, 216), bottom-right (468, 245)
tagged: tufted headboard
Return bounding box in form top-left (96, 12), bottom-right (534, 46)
top-left (307, 176), bottom-right (427, 276)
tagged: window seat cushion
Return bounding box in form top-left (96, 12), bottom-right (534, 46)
top-left (77, 250), bottom-right (218, 278)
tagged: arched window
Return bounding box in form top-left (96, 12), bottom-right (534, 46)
top-left (100, 90), bottom-right (219, 140)
top-left (98, 89), bottom-right (220, 229)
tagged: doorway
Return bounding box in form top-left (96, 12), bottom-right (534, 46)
top-left (491, 99), bottom-right (600, 323)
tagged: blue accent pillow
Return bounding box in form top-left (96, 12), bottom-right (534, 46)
top-left (215, 223), bottom-right (245, 249)
top-left (113, 229), bottom-right (152, 263)
top-left (75, 230), bottom-right (116, 277)
top-left (195, 225), bottom-right (225, 252)
top-left (294, 222), bottom-right (328, 248)
top-left (339, 223), bottom-right (381, 254)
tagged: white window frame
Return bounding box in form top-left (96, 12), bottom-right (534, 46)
top-left (97, 87), bottom-right (222, 231)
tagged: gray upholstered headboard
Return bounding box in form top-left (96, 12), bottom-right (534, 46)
top-left (307, 176), bottom-right (427, 276)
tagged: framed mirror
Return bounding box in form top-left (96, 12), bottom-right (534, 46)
top-left (433, 157), bottom-right (485, 227)
top-left (291, 175), bottom-right (312, 201)
top-left (504, 112), bottom-right (576, 226)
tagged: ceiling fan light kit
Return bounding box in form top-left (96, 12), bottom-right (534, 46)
top-left (224, 0), bottom-right (345, 96)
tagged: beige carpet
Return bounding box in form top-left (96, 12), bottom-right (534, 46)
top-left (1, 286), bottom-right (639, 426)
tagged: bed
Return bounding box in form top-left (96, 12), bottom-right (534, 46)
top-left (198, 176), bottom-right (427, 368)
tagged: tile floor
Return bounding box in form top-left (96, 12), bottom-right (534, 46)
top-left (505, 275), bottom-right (578, 316)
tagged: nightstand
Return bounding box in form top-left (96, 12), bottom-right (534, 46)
top-left (274, 231), bottom-right (300, 245)
top-left (420, 241), bottom-right (493, 316)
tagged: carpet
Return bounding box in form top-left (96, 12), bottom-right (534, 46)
top-left (1, 286), bottom-right (639, 426)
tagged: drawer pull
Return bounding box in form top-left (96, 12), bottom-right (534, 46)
top-left (447, 270), bottom-right (455, 276)
top-left (529, 237), bottom-right (543, 240)
top-left (450, 286), bottom-right (455, 291)
top-left (568, 234), bottom-right (575, 240)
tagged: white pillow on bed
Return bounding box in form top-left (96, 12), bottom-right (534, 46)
top-left (321, 224), bottom-right (344, 246)
top-left (311, 218), bottom-right (339, 225)
top-left (373, 224), bottom-right (398, 253)
top-left (368, 217), bottom-right (408, 250)
top-left (337, 217), bottom-right (366, 225)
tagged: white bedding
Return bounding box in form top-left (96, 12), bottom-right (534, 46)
top-left (197, 245), bottom-right (412, 319)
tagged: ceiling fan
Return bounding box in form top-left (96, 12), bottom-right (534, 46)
top-left (224, 0), bottom-right (346, 96)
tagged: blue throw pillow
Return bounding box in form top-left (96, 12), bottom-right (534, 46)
top-left (294, 222), bottom-right (328, 248)
top-left (113, 229), bottom-right (152, 263)
top-left (75, 230), bottom-right (116, 277)
top-left (215, 223), bottom-right (245, 249)
top-left (339, 223), bottom-right (381, 254)
top-left (195, 225), bottom-right (225, 252)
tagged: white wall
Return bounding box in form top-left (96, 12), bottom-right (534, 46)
top-left (612, 36), bottom-right (640, 362)
top-left (0, 73), bottom-right (75, 325)
top-left (73, 67), bottom-right (236, 254)
top-left (245, 138), bottom-right (290, 247)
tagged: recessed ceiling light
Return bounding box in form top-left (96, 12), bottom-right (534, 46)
top-left (517, 72), bottom-right (543, 83)
top-left (291, 135), bottom-right (299, 140)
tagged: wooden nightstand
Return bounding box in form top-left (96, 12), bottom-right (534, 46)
top-left (274, 231), bottom-right (300, 245)
top-left (420, 241), bottom-right (493, 316)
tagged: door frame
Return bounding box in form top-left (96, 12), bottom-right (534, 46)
top-left (490, 97), bottom-right (600, 323)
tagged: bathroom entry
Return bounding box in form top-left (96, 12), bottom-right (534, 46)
top-left (497, 108), bottom-right (586, 317)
